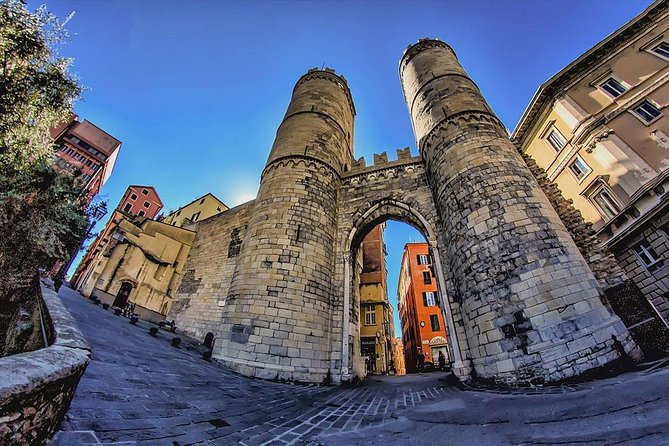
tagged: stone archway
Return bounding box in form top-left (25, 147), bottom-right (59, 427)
top-left (113, 281), bottom-right (133, 308)
top-left (171, 41), bottom-right (635, 386)
top-left (338, 197), bottom-right (464, 382)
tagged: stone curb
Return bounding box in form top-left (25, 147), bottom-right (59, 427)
top-left (0, 284), bottom-right (91, 445)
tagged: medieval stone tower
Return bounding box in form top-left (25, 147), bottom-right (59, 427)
top-left (214, 69), bottom-right (355, 381)
top-left (399, 39), bottom-right (633, 382)
top-left (171, 39), bottom-right (636, 385)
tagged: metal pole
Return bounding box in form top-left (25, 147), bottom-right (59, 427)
top-left (36, 286), bottom-right (49, 348)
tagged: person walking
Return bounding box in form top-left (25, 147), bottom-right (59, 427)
top-left (417, 349), bottom-right (425, 374)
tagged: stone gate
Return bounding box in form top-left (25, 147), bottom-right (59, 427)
top-left (170, 39), bottom-right (636, 385)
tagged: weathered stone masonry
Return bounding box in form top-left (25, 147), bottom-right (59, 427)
top-left (171, 40), bottom-right (638, 385)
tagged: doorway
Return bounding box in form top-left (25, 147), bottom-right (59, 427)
top-left (113, 282), bottom-right (133, 308)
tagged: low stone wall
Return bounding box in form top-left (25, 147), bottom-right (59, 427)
top-left (0, 284), bottom-right (90, 445)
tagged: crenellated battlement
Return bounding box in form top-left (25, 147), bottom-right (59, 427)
top-left (348, 147), bottom-right (419, 173)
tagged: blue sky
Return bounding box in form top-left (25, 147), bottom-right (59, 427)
top-left (47, 0), bottom-right (651, 336)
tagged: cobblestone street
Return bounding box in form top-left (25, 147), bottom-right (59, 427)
top-left (52, 286), bottom-right (454, 445)
top-left (53, 285), bottom-right (669, 445)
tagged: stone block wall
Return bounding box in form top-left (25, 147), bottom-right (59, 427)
top-left (0, 284), bottom-right (90, 445)
top-left (169, 201), bottom-right (254, 344)
top-left (217, 159), bottom-right (340, 382)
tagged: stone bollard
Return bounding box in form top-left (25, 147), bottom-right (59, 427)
top-left (171, 337), bottom-right (181, 348)
top-left (102, 303), bottom-right (110, 310)
top-left (202, 350), bottom-right (212, 361)
top-left (129, 315), bottom-right (139, 325)
top-left (114, 308), bottom-right (122, 316)
top-left (149, 327), bottom-right (159, 336)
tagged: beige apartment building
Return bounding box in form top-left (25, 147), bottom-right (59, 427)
top-left (513, 0), bottom-right (669, 325)
top-left (81, 217), bottom-right (196, 322)
top-left (163, 193), bottom-right (228, 227)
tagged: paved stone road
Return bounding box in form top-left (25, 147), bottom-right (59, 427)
top-left (52, 285), bottom-right (669, 445)
top-left (52, 286), bottom-right (452, 445)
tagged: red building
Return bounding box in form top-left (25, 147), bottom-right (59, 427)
top-left (117, 185), bottom-right (163, 219)
top-left (397, 243), bottom-right (449, 373)
top-left (70, 185), bottom-right (162, 287)
top-left (51, 116), bottom-right (121, 203)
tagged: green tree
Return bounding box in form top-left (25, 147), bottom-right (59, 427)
top-left (0, 0), bottom-right (88, 356)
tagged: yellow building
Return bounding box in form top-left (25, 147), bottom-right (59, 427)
top-left (392, 337), bottom-right (406, 376)
top-left (513, 0), bottom-right (669, 325)
top-left (358, 225), bottom-right (395, 375)
top-left (80, 217), bottom-right (196, 322)
top-left (163, 193), bottom-right (228, 227)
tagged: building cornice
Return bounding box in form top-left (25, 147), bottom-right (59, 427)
top-left (600, 168), bottom-right (669, 247)
top-left (512, 0), bottom-right (669, 147)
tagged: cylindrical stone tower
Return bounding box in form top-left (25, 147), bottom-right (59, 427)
top-left (216, 68), bottom-right (355, 382)
top-left (400, 39), bottom-right (635, 384)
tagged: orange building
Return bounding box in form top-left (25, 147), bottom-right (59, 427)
top-left (397, 243), bottom-right (448, 373)
top-left (51, 115), bottom-right (121, 204)
top-left (71, 185), bottom-right (162, 287)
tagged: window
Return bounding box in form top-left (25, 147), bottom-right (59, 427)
top-left (430, 314), bottom-right (440, 331)
top-left (123, 203), bottom-right (132, 212)
top-left (92, 164), bottom-right (99, 171)
top-left (130, 194), bottom-right (137, 200)
top-left (69, 136), bottom-right (80, 144)
top-left (651, 40), bottom-right (669, 59)
top-left (632, 100), bottom-right (662, 123)
top-left (143, 201), bottom-right (150, 208)
top-left (422, 271), bottom-right (431, 284)
top-left (423, 291), bottom-right (436, 307)
top-left (85, 159), bottom-right (93, 167)
top-left (634, 242), bottom-right (664, 271)
top-left (200, 198), bottom-right (205, 204)
top-left (365, 306), bottom-right (376, 326)
top-left (417, 254), bottom-right (429, 265)
top-left (138, 210), bottom-right (146, 217)
top-left (568, 156), bottom-right (591, 182)
top-left (192, 212), bottom-right (201, 222)
top-left (154, 264), bottom-right (167, 280)
top-left (141, 188), bottom-right (149, 195)
top-left (661, 222), bottom-right (669, 239)
top-left (589, 186), bottom-right (621, 221)
top-left (599, 77), bottom-right (627, 98)
top-left (546, 128), bottom-right (566, 152)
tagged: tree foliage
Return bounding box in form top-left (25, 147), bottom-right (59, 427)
top-left (0, 0), bottom-right (89, 355)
